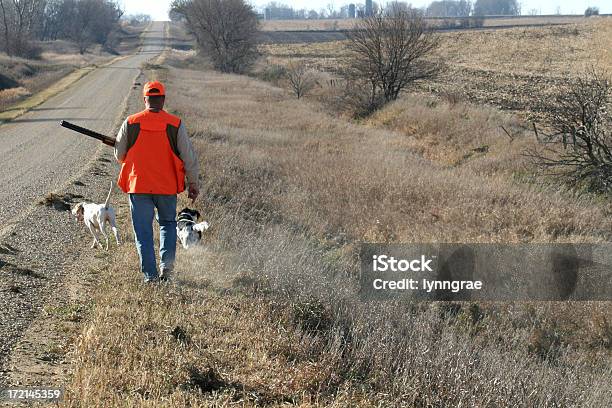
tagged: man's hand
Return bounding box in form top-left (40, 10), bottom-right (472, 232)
top-left (187, 183), bottom-right (200, 203)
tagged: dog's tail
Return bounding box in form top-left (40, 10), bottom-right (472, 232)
top-left (104, 181), bottom-right (113, 209)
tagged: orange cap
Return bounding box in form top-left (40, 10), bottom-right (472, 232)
top-left (143, 81), bottom-right (165, 97)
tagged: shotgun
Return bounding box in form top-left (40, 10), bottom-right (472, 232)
top-left (60, 120), bottom-right (116, 147)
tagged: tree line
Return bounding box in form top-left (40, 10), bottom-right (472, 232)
top-left (258, 0), bottom-right (521, 20)
top-left (262, 1), bottom-right (376, 20)
top-left (261, 0), bottom-right (602, 20)
top-left (0, 0), bottom-right (124, 58)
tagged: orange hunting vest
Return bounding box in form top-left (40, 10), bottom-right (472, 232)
top-left (117, 109), bottom-right (186, 195)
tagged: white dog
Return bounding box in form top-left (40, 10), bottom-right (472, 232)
top-left (176, 208), bottom-right (210, 249)
top-left (72, 182), bottom-right (120, 250)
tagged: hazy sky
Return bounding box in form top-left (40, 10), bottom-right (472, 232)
top-left (120, 1), bottom-right (611, 21)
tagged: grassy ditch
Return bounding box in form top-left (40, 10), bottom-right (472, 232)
top-left (61, 53), bottom-right (611, 406)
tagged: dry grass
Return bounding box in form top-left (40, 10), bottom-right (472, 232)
top-left (258, 40), bottom-right (347, 74)
top-left (0, 66), bottom-right (93, 122)
top-left (168, 65), bottom-right (610, 243)
top-left (61, 48), bottom-right (612, 406)
top-left (0, 53), bottom-right (74, 112)
top-left (364, 95), bottom-right (526, 167)
top-left (433, 20), bottom-right (611, 75)
top-left (0, 86), bottom-right (30, 110)
top-left (62, 242), bottom-right (390, 406)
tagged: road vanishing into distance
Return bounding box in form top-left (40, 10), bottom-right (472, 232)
top-left (0, 21), bottom-right (166, 229)
top-left (0, 21), bottom-right (166, 384)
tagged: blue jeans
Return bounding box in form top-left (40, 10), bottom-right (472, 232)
top-left (129, 194), bottom-right (177, 281)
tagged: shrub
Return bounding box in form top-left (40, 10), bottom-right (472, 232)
top-left (585, 7), bottom-right (600, 17)
top-left (171, 0), bottom-right (259, 74)
top-left (343, 5), bottom-right (441, 116)
top-left (526, 70), bottom-right (612, 194)
top-left (256, 64), bottom-right (287, 84)
top-left (336, 79), bottom-right (386, 118)
top-left (0, 73), bottom-right (19, 90)
top-left (292, 298), bottom-right (331, 335)
top-left (286, 60), bottom-right (317, 99)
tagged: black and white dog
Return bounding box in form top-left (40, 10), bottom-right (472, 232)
top-left (176, 208), bottom-right (210, 249)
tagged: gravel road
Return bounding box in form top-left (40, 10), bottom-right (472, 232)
top-left (0, 21), bottom-right (167, 385)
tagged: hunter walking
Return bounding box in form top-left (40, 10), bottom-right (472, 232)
top-left (114, 81), bottom-right (200, 282)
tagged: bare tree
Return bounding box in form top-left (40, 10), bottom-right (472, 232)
top-left (286, 60), bottom-right (316, 99)
top-left (342, 5), bottom-right (441, 115)
top-left (59, 0), bottom-right (123, 54)
top-left (526, 70), bottom-right (612, 193)
top-left (326, 2), bottom-right (337, 19)
top-left (172, 0), bottom-right (259, 74)
top-left (0, 0), bottom-right (10, 54)
top-left (68, 0), bottom-right (97, 53)
top-left (92, 0), bottom-right (122, 44)
top-left (0, 0), bottom-right (123, 57)
top-left (0, 0), bottom-right (45, 57)
top-left (39, 0), bottom-right (66, 41)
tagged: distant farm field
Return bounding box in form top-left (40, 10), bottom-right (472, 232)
top-left (259, 17), bottom-right (612, 122)
top-left (260, 15), bottom-right (594, 31)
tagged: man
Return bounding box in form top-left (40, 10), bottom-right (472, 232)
top-left (114, 80), bottom-right (199, 283)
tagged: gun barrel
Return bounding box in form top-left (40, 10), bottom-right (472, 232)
top-left (60, 120), bottom-right (116, 147)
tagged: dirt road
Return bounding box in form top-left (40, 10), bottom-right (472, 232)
top-left (0, 22), bottom-right (166, 229)
top-left (0, 22), bottom-right (166, 385)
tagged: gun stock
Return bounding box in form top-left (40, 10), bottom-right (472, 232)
top-left (60, 120), bottom-right (116, 147)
